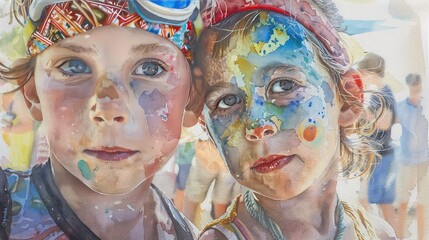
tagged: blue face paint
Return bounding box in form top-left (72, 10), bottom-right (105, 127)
top-left (78, 159), bottom-right (93, 180)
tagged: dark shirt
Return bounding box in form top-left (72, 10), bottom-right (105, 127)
top-left (0, 161), bottom-right (194, 239)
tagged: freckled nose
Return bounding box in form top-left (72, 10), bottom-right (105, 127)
top-left (245, 121), bottom-right (278, 141)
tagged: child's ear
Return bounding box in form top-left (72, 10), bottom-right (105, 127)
top-left (185, 65), bottom-right (205, 125)
top-left (338, 69), bottom-right (363, 127)
top-left (183, 110), bottom-right (199, 127)
top-left (21, 78), bottom-right (43, 121)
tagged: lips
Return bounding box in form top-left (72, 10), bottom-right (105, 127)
top-left (251, 154), bottom-right (293, 173)
top-left (84, 146), bottom-right (139, 161)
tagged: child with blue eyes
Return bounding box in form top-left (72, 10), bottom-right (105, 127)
top-left (194, 0), bottom-right (396, 239)
top-left (0, 0), bottom-right (201, 239)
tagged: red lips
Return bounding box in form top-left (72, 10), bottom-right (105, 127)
top-left (84, 146), bottom-right (139, 161)
top-left (251, 154), bottom-right (293, 173)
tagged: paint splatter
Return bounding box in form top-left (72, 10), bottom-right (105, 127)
top-left (78, 160), bottom-right (93, 180)
top-left (321, 81), bottom-right (334, 105)
top-left (303, 125), bottom-right (317, 142)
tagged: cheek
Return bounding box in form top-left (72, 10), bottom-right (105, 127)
top-left (144, 157), bottom-right (164, 179)
top-left (294, 97), bottom-right (328, 145)
top-left (137, 86), bottom-right (186, 146)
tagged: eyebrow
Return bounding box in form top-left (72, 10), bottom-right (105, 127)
top-left (258, 64), bottom-right (306, 83)
top-left (131, 43), bottom-right (175, 55)
top-left (56, 43), bottom-right (98, 55)
top-left (262, 64), bottom-right (302, 77)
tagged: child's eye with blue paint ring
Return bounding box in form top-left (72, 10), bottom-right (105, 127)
top-left (59, 59), bottom-right (92, 75)
top-left (270, 79), bottom-right (297, 93)
top-left (218, 94), bottom-right (242, 109)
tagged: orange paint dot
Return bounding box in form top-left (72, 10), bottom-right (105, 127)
top-left (303, 125), bottom-right (317, 142)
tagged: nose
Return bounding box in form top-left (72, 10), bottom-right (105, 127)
top-left (245, 120), bottom-right (278, 141)
top-left (90, 84), bottom-right (128, 125)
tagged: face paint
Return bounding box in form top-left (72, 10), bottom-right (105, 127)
top-left (78, 159), bottom-right (94, 180)
top-left (139, 89), bottom-right (169, 122)
top-left (202, 11), bottom-right (342, 200)
top-left (35, 26), bottom-right (191, 195)
top-left (303, 125), bottom-right (317, 142)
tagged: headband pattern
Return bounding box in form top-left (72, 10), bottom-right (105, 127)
top-left (25, 0), bottom-right (197, 61)
top-left (201, 0), bottom-right (349, 69)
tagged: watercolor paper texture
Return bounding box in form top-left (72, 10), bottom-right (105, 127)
top-left (0, 0), bottom-right (198, 239)
top-left (0, 0), bottom-right (428, 239)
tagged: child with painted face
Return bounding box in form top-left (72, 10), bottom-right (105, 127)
top-left (194, 1), bottom-right (396, 239)
top-left (0, 0), bottom-right (201, 239)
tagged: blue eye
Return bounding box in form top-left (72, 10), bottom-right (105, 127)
top-left (134, 61), bottom-right (165, 77)
top-left (218, 94), bottom-right (242, 109)
top-left (59, 59), bottom-right (91, 75)
top-left (270, 79), bottom-right (297, 93)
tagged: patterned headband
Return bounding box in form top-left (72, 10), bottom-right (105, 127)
top-left (201, 0), bottom-right (350, 70)
top-left (24, 0), bottom-right (199, 61)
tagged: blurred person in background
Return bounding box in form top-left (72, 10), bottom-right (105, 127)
top-left (395, 73), bottom-right (429, 240)
top-left (183, 134), bottom-right (239, 227)
top-left (1, 88), bottom-right (35, 171)
top-left (357, 52), bottom-right (398, 230)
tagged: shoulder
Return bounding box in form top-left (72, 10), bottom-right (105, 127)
top-left (199, 195), bottom-right (242, 239)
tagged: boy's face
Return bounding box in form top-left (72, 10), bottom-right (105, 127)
top-left (408, 82), bottom-right (422, 98)
top-left (201, 12), bottom-right (342, 200)
top-left (33, 26), bottom-right (191, 194)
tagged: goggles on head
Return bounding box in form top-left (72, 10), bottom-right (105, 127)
top-left (30, 0), bottom-right (199, 24)
top-left (25, 0), bottom-right (199, 61)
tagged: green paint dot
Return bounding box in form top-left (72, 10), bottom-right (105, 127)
top-left (78, 160), bottom-right (93, 180)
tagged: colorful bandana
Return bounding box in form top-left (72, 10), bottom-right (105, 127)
top-left (24, 0), bottom-right (198, 61)
top-left (201, 0), bottom-right (350, 71)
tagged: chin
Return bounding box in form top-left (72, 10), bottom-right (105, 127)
top-left (89, 184), bottom-right (135, 195)
top-left (250, 181), bottom-right (305, 201)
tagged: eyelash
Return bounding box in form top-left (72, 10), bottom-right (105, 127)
top-left (133, 59), bottom-right (168, 79)
top-left (56, 58), bottom-right (91, 78)
top-left (267, 78), bottom-right (301, 95)
top-left (212, 94), bottom-right (244, 116)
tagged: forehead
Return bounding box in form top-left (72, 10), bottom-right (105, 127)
top-left (49, 26), bottom-right (180, 56)
top-left (201, 11), bottom-right (326, 86)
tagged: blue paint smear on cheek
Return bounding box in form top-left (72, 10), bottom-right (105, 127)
top-left (305, 96), bottom-right (326, 121)
top-left (279, 100), bottom-right (304, 129)
top-left (78, 160), bottom-right (93, 180)
top-left (321, 81), bottom-right (334, 106)
top-left (202, 107), bottom-right (229, 142)
top-left (138, 89), bottom-right (166, 112)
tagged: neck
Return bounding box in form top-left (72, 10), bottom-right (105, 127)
top-left (408, 96), bottom-right (421, 106)
top-left (253, 178), bottom-right (339, 238)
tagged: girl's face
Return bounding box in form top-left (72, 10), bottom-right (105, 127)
top-left (33, 26), bottom-right (191, 194)
top-left (202, 12), bottom-right (342, 200)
